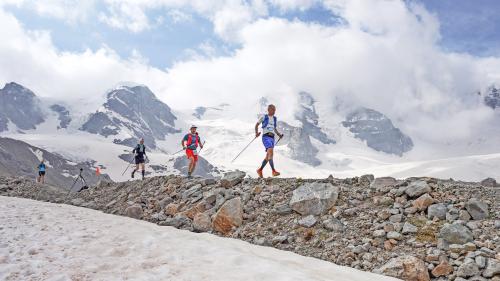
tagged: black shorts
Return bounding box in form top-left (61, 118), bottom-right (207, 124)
top-left (39, 171), bottom-right (46, 176)
top-left (135, 156), bottom-right (145, 164)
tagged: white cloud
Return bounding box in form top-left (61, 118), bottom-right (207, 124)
top-left (1, 0), bottom-right (500, 145)
top-left (1, 0), bottom-right (96, 24)
top-left (168, 9), bottom-right (192, 24)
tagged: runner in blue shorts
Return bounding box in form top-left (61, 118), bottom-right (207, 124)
top-left (254, 104), bottom-right (283, 178)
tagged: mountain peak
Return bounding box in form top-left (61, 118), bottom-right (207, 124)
top-left (81, 84), bottom-right (179, 148)
top-left (1, 82), bottom-right (35, 97)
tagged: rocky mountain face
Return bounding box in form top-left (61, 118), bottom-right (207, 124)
top-left (484, 86), bottom-right (500, 109)
top-left (0, 137), bottom-right (110, 189)
top-left (3, 174), bottom-right (499, 281)
top-left (192, 104), bottom-right (228, 119)
top-left (50, 104), bottom-right (71, 129)
top-left (80, 85), bottom-right (179, 148)
top-left (0, 82), bottom-right (45, 132)
top-left (342, 107), bottom-right (414, 156)
top-left (173, 156), bottom-right (221, 178)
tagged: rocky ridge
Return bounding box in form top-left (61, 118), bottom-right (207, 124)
top-left (1, 174), bottom-right (499, 281)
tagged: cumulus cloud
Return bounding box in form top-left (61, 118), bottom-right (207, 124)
top-left (1, 0), bottom-right (96, 24)
top-left (0, 0), bottom-right (500, 145)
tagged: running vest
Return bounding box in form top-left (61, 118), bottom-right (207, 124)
top-left (186, 134), bottom-right (200, 150)
top-left (38, 163), bottom-right (46, 172)
top-left (134, 144), bottom-right (146, 156)
top-left (261, 115), bottom-right (277, 134)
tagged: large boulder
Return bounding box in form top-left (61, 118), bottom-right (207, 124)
top-left (212, 197), bottom-right (243, 234)
top-left (465, 198), bottom-right (489, 220)
top-left (413, 193), bottom-right (434, 211)
top-left (370, 177), bottom-right (397, 191)
top-left (480, 177), bottom-right (497, 187)
top-left (289, 182), bottom-right (339, 216)
top-left (456, 262), bottom-right (480, 278)
top-left (193, 212), bottom-right (212, 232)
top-left (427, 203), bottom-right (447, 220)
top-left (483, 259), bottom-right (500, 278)
top-left (431, 261), bottom-right (454, 277)
top-left (125, 204), bottom-right (143, 219)
top-left (405, 181), bottom-right (431, 198)
top-left (220, 171), bottom-right (246, 188)
top-left (439, 224), bottom-right (473, 245)
top-left (374, 255), bottom-right (430, 281)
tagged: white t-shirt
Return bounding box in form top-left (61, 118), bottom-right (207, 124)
top-left (258, 114), bottom-right (276, 134)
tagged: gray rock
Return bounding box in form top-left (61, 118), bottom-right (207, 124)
top-left (0, 82), bottom-right (45, 132)
top-left (459, 210), bottom-right (471, 221)
top-left (160, 215), bottom-right (191, 228)
top-left (373, 229), bottom-right (386, 238)
top-left (405, 180), bottom-right (431, 197)
top-left (289, 182), bottom-right (339, 216)
top-left (387, 231), bottom-right (403, 240)
top-left (495, 220), bottom-right (500, 229)
top-left (439, 224), bottom-right (473, 245)
top-left (50, 104), bottom-right (71, 129)
top-left (428, 203), bottom-right (447, 220)
top-left (298, 215), bottom-right (317, 228)
top-left (456, 262), bottom-right (480, 278)
top-left (173, 156), bottom-right (219, 179)
top-left (273, 204), bottom-right (293, 215)
top-left (480, 177), bottom-right (497, 187)
top-left (80, 85), bottom-right (179, 148)
top-left (125, 204), bottom-right (143, 219)
top-left (402, 222), bottom-right (418, 234)
top-left (484, 259), bottom-right (500, 278)
top-left (359, 174), bottom-right (375, 186)
top-left (323, 218), bottom-right (345, 232)
top-left (370, 177), bottom-right (397, 190)
top-left (484, 85), bottom-right (500, 109)
top-left (272, 235), bottom-right (288, 245)
top-left (342, 107), bottom-right (413, 156)
top-left (193, 212), bottom-right (212, 232)
top-left (389, 214), bottom-right (403, 223)
top-left (465, 198), bottom-right (489, 220)
top-left (220, 171), bottom-right (246, 188)
top-left (475, 256), bottom-right (487, 269)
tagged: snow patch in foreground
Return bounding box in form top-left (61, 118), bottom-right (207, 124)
top-left (0, 196), bottom-right (399, 281)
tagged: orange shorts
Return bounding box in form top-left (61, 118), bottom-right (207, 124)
top-left (186, 149), bottom-right (198, 162)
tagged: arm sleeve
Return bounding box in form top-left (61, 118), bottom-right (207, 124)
top-left (182, 134), bottom-right (188, 142)
top-left (257, 116), bottom-right (264, 124)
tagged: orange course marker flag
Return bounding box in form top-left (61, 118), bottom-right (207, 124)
top-left (96, 167), bottom-right (101, 176)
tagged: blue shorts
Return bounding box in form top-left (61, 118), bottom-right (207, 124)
top-left (262, 135), bottom-right (275, 151)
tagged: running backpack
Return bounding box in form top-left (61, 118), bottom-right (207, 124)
top-left (262, 115), bottom-right (277, 129)
top-left (187, 134), bottom-right (200, 148)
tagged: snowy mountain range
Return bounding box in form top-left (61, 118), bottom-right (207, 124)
top-left (0, 81), bottom-right (499, 184)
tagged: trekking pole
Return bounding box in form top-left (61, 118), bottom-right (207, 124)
top-left (198, 141), bottom-right (206, 155)
top-left (121, 154), bottom-right (135, 176)
top-left (171, 148), bottom-right (185, 155)
top-left (275, 134), bottom-right (284, 146)
top-left (231, 136), bottom-right (258, 163)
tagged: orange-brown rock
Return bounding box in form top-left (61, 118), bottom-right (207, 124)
top-left (165, 203), bottom-right (179, 216)
top-left (431, 261), bottom-right (453, 277)
top-left (183, 202), bottom-right (207, 219)
top-left (212, 198), bottom-right (243, 234)
top-left (413, 193), bottom-right (434, 211)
